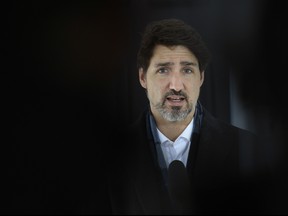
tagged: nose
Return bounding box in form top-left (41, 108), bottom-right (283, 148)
top-left (169, 72), bottom-right (184, 92)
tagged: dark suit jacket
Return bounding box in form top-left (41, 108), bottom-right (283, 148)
top-left (108, 106), bottom-right (270, 215)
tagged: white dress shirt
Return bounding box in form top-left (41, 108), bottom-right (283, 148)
top-left (157, 118), bottom-right (194, 168)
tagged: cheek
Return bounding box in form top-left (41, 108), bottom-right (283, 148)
top-left (147, 76), bottom-right (171, 98)
top-left (147, 84), bottom-right (164, 100)
top-left (188, 83), bottom-right (201, 98)
top-left (147, 86), bottom-right (159, 99)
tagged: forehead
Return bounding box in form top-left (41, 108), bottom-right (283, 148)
top-left (151, 45), bottom-right (197, 63)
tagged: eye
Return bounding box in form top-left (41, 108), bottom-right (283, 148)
top-left (157, 67), bottom-right (169, 74)
top-left (183, 68), bottom-right (193, 74)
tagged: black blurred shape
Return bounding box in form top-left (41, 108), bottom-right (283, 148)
top-left (168, 160), bottom-right (192, 215)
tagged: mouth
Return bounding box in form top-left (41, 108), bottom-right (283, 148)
top-left (166, 95), bottom-right (186, 106)
top-left (166, 95), bottom-right (185, 101)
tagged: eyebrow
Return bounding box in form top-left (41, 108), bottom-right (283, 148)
top-left (154, 61), bottom-right (198, 67)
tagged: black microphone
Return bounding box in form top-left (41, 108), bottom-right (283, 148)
top-left (168, 160), bottom-right (192, 215)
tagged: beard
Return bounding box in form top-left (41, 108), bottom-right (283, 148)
top-left (154, 90), bottom-right (193, 122)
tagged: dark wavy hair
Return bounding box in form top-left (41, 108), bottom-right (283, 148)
top-left (137, 18), bottom-right (211, 73)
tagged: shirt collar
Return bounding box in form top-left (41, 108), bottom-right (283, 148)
top-left (156, 118), bottom-right (194, 144)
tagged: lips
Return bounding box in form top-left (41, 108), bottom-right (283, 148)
top-left (166, 95), bottom-right (185, 101)
top-left (166, 95), bottom-right (186, 106)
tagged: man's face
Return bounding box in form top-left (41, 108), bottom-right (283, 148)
top-left (139, 45), bottom-right (204, 122)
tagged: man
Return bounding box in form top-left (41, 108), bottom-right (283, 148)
top-left (108, 18), bottom-right (269, 215)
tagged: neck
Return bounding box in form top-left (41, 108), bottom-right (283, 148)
top-left (153, 111), bottom-right (194, 142)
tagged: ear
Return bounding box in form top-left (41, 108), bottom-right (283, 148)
top-left (200, 71), bottom-right (205, 87)
top-left (139, 68), bottom-right (147, 89)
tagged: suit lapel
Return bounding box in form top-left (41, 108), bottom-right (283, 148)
top-left (187, 110), bottom-right (235, 180)
top-left (132, 163), bottom-right (172, 214)
top-left (128, 114), bottom-right (173, 214)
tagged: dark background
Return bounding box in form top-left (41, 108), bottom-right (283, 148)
top-left (2, 0), bottom-right (288, 214)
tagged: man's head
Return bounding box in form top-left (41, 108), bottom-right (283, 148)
top-left (137, 18), bottom-right (210, 74)
top-left (137, 19), bottom-right (210, 122)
